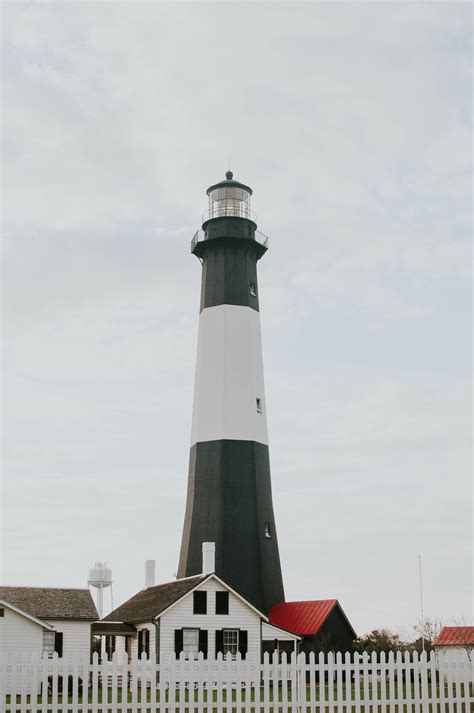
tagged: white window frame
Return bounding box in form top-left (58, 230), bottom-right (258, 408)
top-left (183, 628), bottom-right (199, 660)
top-left (42, 630), bottom-right (55, 657)
top-left (223, 629), bottom-right (239, 658)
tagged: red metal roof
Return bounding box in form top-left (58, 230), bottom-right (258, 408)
top-left (269, 600), bottom-right (338, 636)
top-left (434, 626), bottom-right (474, 647)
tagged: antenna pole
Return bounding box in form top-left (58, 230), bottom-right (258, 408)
top-left (419, 554), bottom-right (425, 652)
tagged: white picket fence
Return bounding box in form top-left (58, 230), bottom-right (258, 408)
top-left (0, 650), bottom-right (472, 712)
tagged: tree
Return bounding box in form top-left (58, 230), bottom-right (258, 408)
top-left (409, 618), bottom-right (443, 654)
top-left (353, 629), bottom-right (405, 654)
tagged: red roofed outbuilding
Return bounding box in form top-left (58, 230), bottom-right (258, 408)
top-left (433, 626), bottom-right (473, 671)
top-left (434, 626), bottom-right (474, 647)
top-left (269, 600), bottom-right (356, 654)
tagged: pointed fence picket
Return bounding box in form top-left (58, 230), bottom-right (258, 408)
top-left (0, 649), bottom-right (472, 713)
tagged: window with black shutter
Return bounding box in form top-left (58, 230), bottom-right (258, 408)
top-left (193, 591), bottom-right (207, 614)
top-left (215, 591), bottom-right (229, 615)
top-left (54, 631), bottom-right (63, 658)
top-left (105, 635), bottom-right (116, 661)
top-left (174, 629), bottom-right (183, 657)
top-left (198, 630), bottom-right (208, 659)
top-left (138, 629), bottom-right (150, 659)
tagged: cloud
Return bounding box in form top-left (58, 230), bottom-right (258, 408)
top-left (1, 1), bottom-right (471, 632)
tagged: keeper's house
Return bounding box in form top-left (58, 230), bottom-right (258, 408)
top-left (0, 586), bottom-right (98, 660)
top-left (94, 546), bottom-right (299, 663)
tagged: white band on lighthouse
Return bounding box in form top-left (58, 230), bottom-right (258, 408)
top-left (190, 304), bottom-right (269, 447)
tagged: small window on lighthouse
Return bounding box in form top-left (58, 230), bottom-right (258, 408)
top-left (264, 523), bottom-right (272, 538)
top-left (250, 281), bottom-right (257, 297)
top-left (256, 398), bottom-right (262, 413)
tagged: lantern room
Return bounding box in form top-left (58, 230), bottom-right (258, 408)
top-left (206, 171), bottom-right (253, 221)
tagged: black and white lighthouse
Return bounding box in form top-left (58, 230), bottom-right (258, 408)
top-left (178, 172), bottom-right (285, 613)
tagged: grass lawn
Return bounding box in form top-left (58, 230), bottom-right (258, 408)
top-left (3, 682), bottom-right (473, 712)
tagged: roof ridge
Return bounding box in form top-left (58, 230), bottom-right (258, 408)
top-left (274, 599), bottom-right (337, 605)
top-left (0, 585), bottom-right (91, 591)
top-left (140, 574), bottom-right (205, 591)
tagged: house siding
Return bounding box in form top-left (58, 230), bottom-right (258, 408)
top-left (129, 624), bottom-right (156, 661)
top-left (436, 646), bottom-right (472, 671)
top-left (0, 606), bottom-right (44, 659)
top-left (0, 607), bottom-right (45, 694)
top-left (45, 620), bottom-right (92, 660)
top-left (261, 622), bottom-right (298, 643)
top-left (159, 578), bottom-right (261, 663)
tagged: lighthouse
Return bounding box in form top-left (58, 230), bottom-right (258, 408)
top-left (177, 172), bottom-right (285, 613)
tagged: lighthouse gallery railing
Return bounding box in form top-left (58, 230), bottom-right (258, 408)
top-left (191, 230), bottom-right (269, 254)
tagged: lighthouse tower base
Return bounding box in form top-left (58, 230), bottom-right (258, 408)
top-left (178, 439), bottom-right (284, 614)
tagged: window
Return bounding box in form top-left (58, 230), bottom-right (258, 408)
top-left (256, 398), bottom-right (262, 413)
top-left (264, 522), bottom-right (272, 538)
top-left (223, 629), bottom-right (239, 658)
top-left (250, 281), bottom-right (257, 297)
top-left (216, 629), bottom-right (247, 659)
top-left (105, 635), bottom-right (116, 661)
top-left (183, 629), bottom-right (199, 659)
top-left (215, 591), bottom-right (229, 615)
top-left (54, 631), bottom-right (63, 658)
top-left (193, 590), bottom-right (207, 614)
top-left (0, 608), bottom-right (4, 617)
top-left (138, 629), bottom-right (150, 659)
top-left (42, 630), bottom-right (55, 657)
top-left (175, 628), bottom-right (208, 659)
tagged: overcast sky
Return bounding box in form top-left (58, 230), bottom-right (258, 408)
top-left (1, 1), bottom-right (472, 637)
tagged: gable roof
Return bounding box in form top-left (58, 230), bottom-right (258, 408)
top-left (0, 587), bottom-right (98, 621)
top-left (434, 626), bottom-right (474, 647)
top-left (262, 621), bottom-right (302, 641)
top-left (92, 622), bottom-right (137, 635)
top-left (269, 600), bottom-right (356, 638)
top-left (0, 599), bottom-right (55, 630)
top-left (102, 576), bottom-right (205, 624)
top-left (103, 573), bottom-right (268, 625)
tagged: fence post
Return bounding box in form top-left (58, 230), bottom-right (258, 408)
top-left (419, 650), bottom-right (429, 713)
top-left (297, 652), bottom-right (306, 713)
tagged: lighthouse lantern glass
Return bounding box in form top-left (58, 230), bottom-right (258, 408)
top-left (208, 186), bottom-right (251, 219)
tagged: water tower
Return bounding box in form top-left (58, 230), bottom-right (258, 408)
top-left (88, 561), bottom-right (113, 618)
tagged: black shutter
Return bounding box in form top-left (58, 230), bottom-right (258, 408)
top-left (54, 632), bottom-right (63, 658)
top-left (199, 630), bottom-right (208, 659)
top-left (215, 592), bottom-right (229, 615)
top-left (105, 635), bottom-right (116, 660)
top-left (238, 630), bottom-right (248, 659)
top-left (215, 629), bottom-right (223, 656)
top-left (138, 630), bottom-right (143, 656)
top-left (174, 629), bottom-right (183, 657)
top-left (145, 629), bottom-right (150, 658)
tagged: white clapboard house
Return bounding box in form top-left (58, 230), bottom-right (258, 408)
top-left (94, 544), bottom-right (299, 663)
top-left (0, 586), bottom-right (98, 660)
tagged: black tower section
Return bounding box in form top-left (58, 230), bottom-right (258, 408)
top-left (178, 172), bottom-right (285, 614)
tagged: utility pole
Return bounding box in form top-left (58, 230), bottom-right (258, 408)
top-left (419, 554), bottom-right (425, 653)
